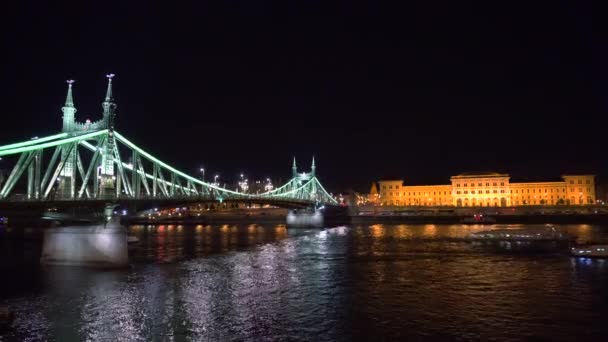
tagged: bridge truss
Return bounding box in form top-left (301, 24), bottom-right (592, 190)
top-left (0, 130), bottom-right (337, 205)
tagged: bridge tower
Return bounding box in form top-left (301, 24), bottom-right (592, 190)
top-left (57, 80), bottom-right (77, 198)
top-left (61, 80), bottom-right (77, 133)
top-left (99, 74), bottom-right (117, 198)
top-left (56, 75), bottom-right (117, 199)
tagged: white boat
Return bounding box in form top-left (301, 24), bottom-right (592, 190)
top-left (127, 235), bottom-right (139, 244)
top-left (570, 245), bottom-right (608, 258)
top-left (469, 226), bottom-right (570, 241)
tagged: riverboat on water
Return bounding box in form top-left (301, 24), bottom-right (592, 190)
top-left (570, 245), bottom-right (608, 258)
top-left (469, 226), bottom-right (571, 241)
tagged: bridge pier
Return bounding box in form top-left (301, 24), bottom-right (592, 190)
top-left (40, 206), bottom-right (128, 268)
top-left (286, 209), bottom-right (324, 228)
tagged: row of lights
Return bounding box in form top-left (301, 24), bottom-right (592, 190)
top-left (198, 167), bottom-right (273, 193)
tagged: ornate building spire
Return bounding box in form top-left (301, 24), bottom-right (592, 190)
top-left (64, 80), bottom-right (75, 107)
top-left (102, 73), bottom-right (115, 117)
top-left (62, 80), bottom-right (77, 132)
top-left (292, 157), bottom-right (297, 178)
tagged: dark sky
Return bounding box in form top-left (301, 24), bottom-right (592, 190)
top-left (1, 1), bottom-right (602, 192)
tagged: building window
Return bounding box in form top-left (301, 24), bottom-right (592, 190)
top-left (457, 184), bottom-right (460, 187)
top-left (471, 190), bottom-right (475, 194)
top-left (464, 183), bottom-right (468, 187)
top-left (464, 191), bottom-right (468, 194)
top-left (486, 183), bottom-right (490, 186)
top-left (570, 180), bottom-right (574, 184)
top-left (493, 190), bottom-right (497, 193)
top-left (478, 183), bottom-right (482, 186)
top-left (500, 182), bottom-right (504, 186)
top-left (578, 180), bottom-right (582, 184)
top-left (586, 180), bottom-right (591, 184)
top-left (493, 182), bottom-right (497, 186)
top-left (486, 190), bottom-right (490, 194)
top-left (500, 190), bottom-right (505, 193)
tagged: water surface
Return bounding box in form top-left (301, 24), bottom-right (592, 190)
top-left (1, 223), bottom-right (607, 341)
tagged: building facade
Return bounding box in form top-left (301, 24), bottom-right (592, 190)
top-left (376, 172), bottom-right (596, 207)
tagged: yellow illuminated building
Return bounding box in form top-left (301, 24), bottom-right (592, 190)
top-left (376, 172), bottom-right (595, 207)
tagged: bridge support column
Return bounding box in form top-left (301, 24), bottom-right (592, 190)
top-left (286, 209), bottom-right (324, 228)
top-left (40, 208), bottom-right (128, 268)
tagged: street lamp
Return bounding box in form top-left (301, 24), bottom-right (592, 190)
top-left (199, 168), bottom-right (205, 181)
top-left (264, 178), bottom-right (274, 192)
top-left (238, 173), bottom-right (248, 193)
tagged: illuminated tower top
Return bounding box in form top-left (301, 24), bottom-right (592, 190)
top-left (60, 74), bottom-right (118, 134)
top-left (61, 80), bottom-right (77, 132)
top-left (64, 80), bottom-right (75, 108)
top-left (102, 73), bottom-right (115, 118)
top-left (292, 157), bottom-right (297, 178)
top-left (311, 156), bottom-right (316, 177)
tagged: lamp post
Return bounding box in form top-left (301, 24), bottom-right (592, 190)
top-left (238, 173), bottom-right (248, 193)
top-left (264, 178), bottom-right (274, 192)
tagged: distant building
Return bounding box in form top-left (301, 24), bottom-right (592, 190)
top-left (374, 172), bottom-right (596, 207)
top-left (366, 182), bottom-right (380, 205)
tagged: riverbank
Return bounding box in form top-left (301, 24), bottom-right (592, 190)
top-left (124, 215), bottom-right (286, 225)
top-left (124, 213), bottom-right (608, 226)
top-left (352, 213), bottom-right (608, 224)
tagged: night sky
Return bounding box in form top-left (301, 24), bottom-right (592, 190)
top-left (1, 1), bottom-right (601, 192)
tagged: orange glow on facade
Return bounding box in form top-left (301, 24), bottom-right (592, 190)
top-left (374, 172), bottom-right (596, 207)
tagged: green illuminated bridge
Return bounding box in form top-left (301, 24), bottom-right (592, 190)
top-left (0, 76), bottom-right (337, 208)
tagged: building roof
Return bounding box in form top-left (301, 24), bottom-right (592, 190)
top-left (451, 171), bottom-right (509, 178)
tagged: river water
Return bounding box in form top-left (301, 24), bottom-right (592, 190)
top-left (1, 223), bottom-right (607, 341)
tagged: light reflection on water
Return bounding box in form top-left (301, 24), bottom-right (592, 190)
top-left (1, 223), bottom-right (607, 340)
